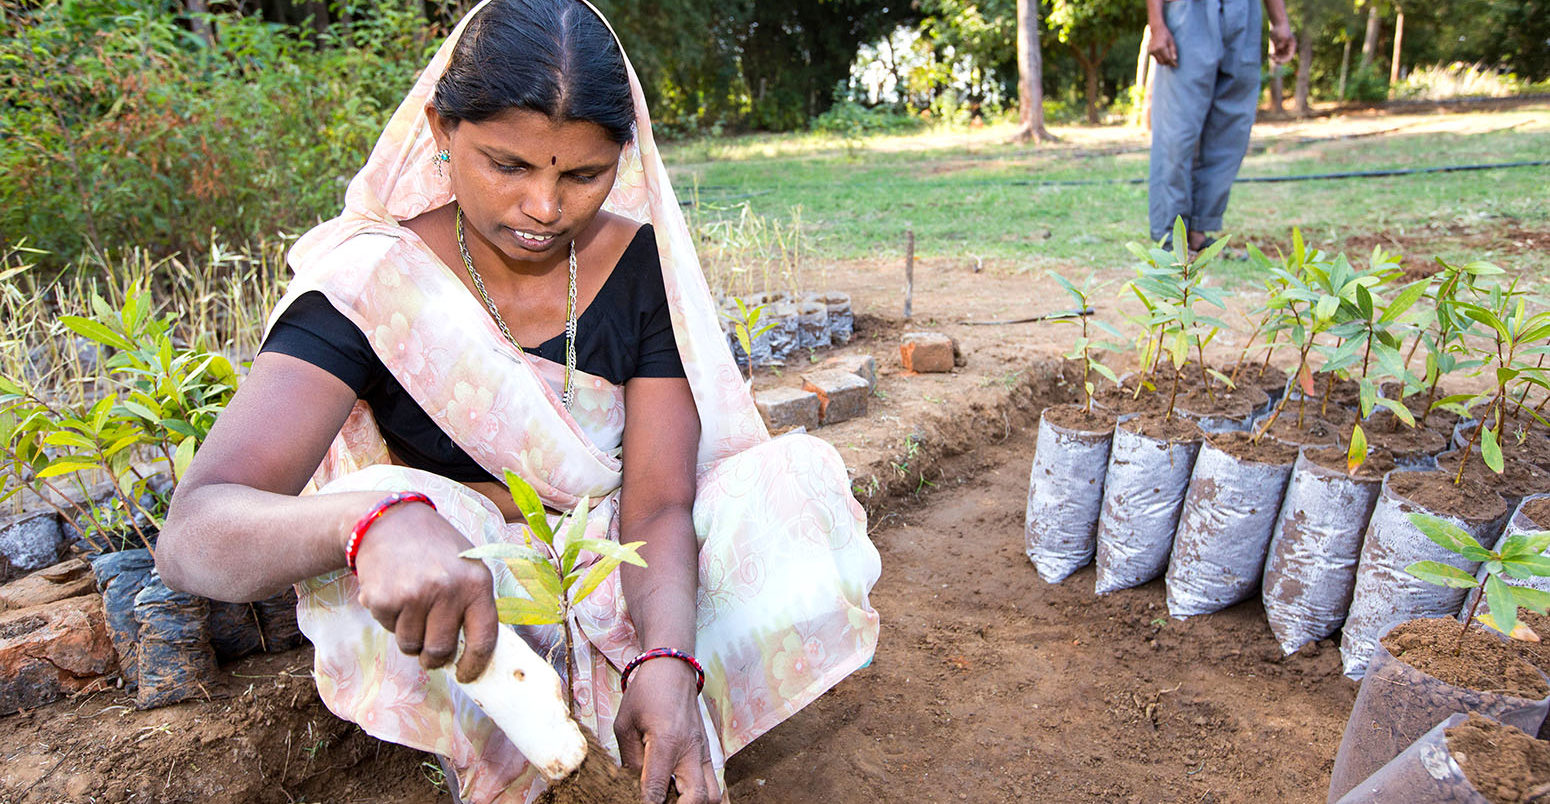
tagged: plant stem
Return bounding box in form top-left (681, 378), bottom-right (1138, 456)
top-left (1458, 578), bottom-right (1486, 656)
top-left (1166, 367), bottom-right (1181, 422)
top-left (1454, 394), bottom-right (1495, 485)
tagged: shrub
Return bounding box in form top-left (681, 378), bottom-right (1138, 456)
top-left (1395, 62), bottom-right (1528, 101)
top-left (0, 0), bottom-right (428, 269)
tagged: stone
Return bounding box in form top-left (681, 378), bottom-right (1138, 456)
top-left (754, 387), bottom-right (821, 433)
top-left (801, 369), bottom-right (870, 425)
top-left (900, 332), bottom-right (956, 373)
top-left (0, 594), bottom-right (117, 714)
top-left (816, 354), bottom-right (878, 392)
top-left (1, 558), bottom-right (95, 611)
top-left (0, 513), bottom-right (65, 578)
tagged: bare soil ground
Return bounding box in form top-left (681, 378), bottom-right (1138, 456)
top-left (1, 199), bottom-right (1540, 801)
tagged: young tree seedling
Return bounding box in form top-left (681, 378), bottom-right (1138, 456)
top-left (721, 298), bottom-right (776, 381)
top-left (1406, 513), bottom-right (1550, 653)
top-left (1049, 271), bottom-right (1121, 413)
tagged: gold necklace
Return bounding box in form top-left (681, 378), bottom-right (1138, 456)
top-left (455, 205), bottom-right (577, 411)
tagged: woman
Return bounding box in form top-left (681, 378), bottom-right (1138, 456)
top-left (155, 1), bottom-right (881, 802)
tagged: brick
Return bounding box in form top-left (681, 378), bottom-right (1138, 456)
top-left (816, 354), bottom-right (877, 392)
top-left (755, 387), bottom-right (820, 432)
top-left (0, 558), bottom-right (94, 612)
top-left (900, 332), bottom-right (955, 373)
top-left (0, 594), bottom-right (117, 714)
top-left (801, 369), bottom-right (870, 425)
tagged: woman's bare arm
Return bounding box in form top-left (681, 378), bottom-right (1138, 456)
top-left (157, 351), bottom-right (499, 681)
top-left (612, 375), bottom-right (720, 804)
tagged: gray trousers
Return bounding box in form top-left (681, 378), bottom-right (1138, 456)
top-left (1148, 0), bottom-right (1263, 241)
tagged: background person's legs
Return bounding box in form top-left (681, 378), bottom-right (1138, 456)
top-left (1188, 0), bottom-right (1263, 236)
top-left (1148, 0), bottom-right (1225, 242)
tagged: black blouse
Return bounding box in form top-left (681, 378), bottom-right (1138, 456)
top-left (260, 223), bottom-right (683, 483)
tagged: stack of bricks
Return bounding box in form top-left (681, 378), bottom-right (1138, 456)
top-left (753, 354), bottom-right (877, 432)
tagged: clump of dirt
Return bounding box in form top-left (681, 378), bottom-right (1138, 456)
top-left (1092, 384), bottom-right (1166, 418)
top-left (1365, 412), bottom-right (1448, 462)
top-left (1436, 450), bottom-right (1550, 503)
top-left (1382, 618), bottom-right (1549, 700)
top-left (1509, 611), bottom-right (1550, 680)
top-left (1259, 414), bottom-right (1344, 447)
top-left (1520, 496), bottom-right (1550, 529)
top-left (1386, 470), bottom-right (1507, 524)
top-left (1043, 403), bottom-right (1116, 433)
top-left (1447, 712), bottom-right (1550, 804)
top-left (1209, 431), bottom-right (1298, 465)
top-left (1127, 411), bottom-right (1204, 442)
top-left (537, 732), bottom-right (644, 803)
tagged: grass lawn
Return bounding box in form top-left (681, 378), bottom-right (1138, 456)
top-left (664, 103), bottom-right (1550, 287)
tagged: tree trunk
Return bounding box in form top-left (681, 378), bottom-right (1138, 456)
top-left (1269, 69), bottom-right (1285, 112)
top-left (185, 0), bottom-right (215, 46)
top-left (1389, 7), bottom-right (1405, 89)
top-left (304, 0), bottom-right (328, 38)
top-left (1338, 37), bottom-right (1352, 99)
top-left (1294, 29), bottom-right (1313, 116)
top-left (1013, 0), bottom-right (1055, 143)
top-left (1359, 3), bottom-right (1381, 70)
top-left (1072, 42), bottom-right (1101, 124)
top-left (1133, 26), bottom-right (1153, 127)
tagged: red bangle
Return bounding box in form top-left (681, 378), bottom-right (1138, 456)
top-left (346, 491), bottom-right (436, 574)
top-left (620, 648), bottom-right (705, 694)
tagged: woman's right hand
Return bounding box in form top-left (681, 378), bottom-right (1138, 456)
top-left (351, 501), bottom-right (500, 684)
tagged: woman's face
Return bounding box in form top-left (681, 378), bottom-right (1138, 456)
top-left (430, 106), bottom-right (623, 266)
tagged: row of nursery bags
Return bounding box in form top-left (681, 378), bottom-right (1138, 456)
top-left (1023, 402), bottom-right (1547, 680)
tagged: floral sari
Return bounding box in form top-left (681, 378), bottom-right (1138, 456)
top-left (264, 2), bottom-right (881, 801)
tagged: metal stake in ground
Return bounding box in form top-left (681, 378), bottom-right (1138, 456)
top-left (903, 228), bottom-right (914, 320)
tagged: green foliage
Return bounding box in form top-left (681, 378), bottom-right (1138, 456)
top-left (811, 102), bottom-right (926, 139)
top-left (462, 471), bottom-right (645, 682)
top-left (0, 285), bottom-right (237, 549)
top-left (1123, 218), bottom-right (1231, 417)
top-left (1048, 270), bottom-right (1120, 412)
top-left (1406, 513), bottom-right (1550, 645)
top-left (719, 298), bottom-right (776, 381)
top-left (0, 0), bottom-right (426, 266)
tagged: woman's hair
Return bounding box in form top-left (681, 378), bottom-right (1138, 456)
top-left (432, 0), bottom-right (634, 144)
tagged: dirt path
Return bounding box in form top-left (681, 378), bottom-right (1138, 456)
top-left (723, 424), bottom-right (1356, 804)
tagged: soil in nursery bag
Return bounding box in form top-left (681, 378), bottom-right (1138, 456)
top-left (1223, 362), bottom-right (1290, 403)
top-left (132, 571), bottom-right (220, 709)
top-left (1340, 471), bottom-right (1508, 678)
top-left (1335, 713), bottom-right (1550, 804)
top-left (1437, 450), bottom-right (1550, 510)
top-left (1509, 610), bottom-right (1550, 680)
top-left (1025, 404), bottom-right (1116, 583)
top-left (1262, 446), bottom-right (1393, 655)
top-left (1366, 411), bottom-right (1449, 469)
top-left (1258, 414), bottom-right (1345, 448)
top-left (1094, 413), bottom-right (1203, 594)
top-left (89, 547), bottom-right (156, 689)
top-left (1327, 618), bottom-right (1550, 802)
top-left (1176, 387), bottom-right (1257, 433)
top-left (1166, 432), bottom-right (1298, 618)
top-left (1092, 383), bottom-right (1167, 419)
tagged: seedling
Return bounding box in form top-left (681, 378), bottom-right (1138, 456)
top-left (1433, 280), bottom-right (1550, 483)
top-left (461, 470), bottom-right (646, 715)
top-left (721, 298), bottom-right (776, 381)
top-left (1048, 271), bottom-right (1120, 413)
top-left (1406, 513), bottom-right (1550, 653)
top-left (1411, 258), bottom-right (1500, 429)
top-left (1124, 218), bottom-right (1231, 420)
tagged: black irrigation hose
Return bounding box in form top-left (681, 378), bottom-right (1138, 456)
top-left (988, 159), bottom-right (1550, 188)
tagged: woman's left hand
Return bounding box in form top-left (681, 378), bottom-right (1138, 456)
top-left (614, 656), bottom-right (721, 804)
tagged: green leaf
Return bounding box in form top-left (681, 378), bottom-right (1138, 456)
top-left (510, 561), bottom-right (562, 609)
top-left (1509, 555), bottom-right (1550, 576)
top-left (1372, 397), bottom-right (1415, 427)
top-left (1512, 586), bottom-right (1550, 616)
top-left (1503, 531), bottom-right (1550, 561)
top-left (1380, 280), bottom-right (1430, 324)
top-left (503, 470), bottom-right (553, 546)
top-left (567, 540), bottom-right (649, 605)
top-left (42, 430), bottom-right (96, 450)
top-left (1347, 423), bottom-right (1367, 475)
top-left (1408, 513), bottom-right (1485, 556)
top-left (494, 596), bottom-right (563, 626)
top-left (572, 538), bottom-right (649, 569)
top-left (1487, 574), bottom-right (1518, 637)
top-left (59, 316), bottom-right (134, 351)
top-left (1481, 426), bottom-right (1504, 474)
top-left (558, 497), bottom-right (592, 578)
top-left (460, 543), bottom-right (550, 565)
top-left (172, 436), bottom-right (196, 482)
top-left (1405, 560), bottom-right (1480, 588)
top-left (1314, 295), bottom-right (1339, 322)
top-left (36, 460), bottom-right (100, 479)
